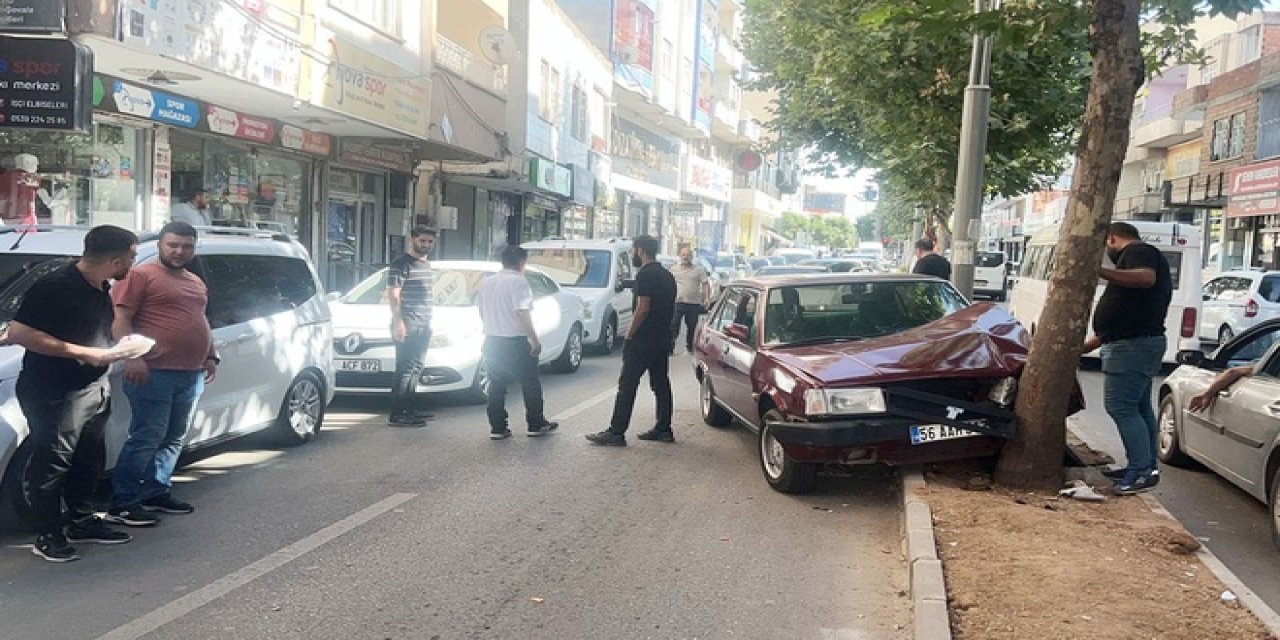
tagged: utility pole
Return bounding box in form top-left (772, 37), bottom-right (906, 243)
top-left (908, 204), bottom-right (926, 270)
top-left (950, 0), bottom-right (999, 299)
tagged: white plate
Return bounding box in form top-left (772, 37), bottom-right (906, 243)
top-left (910, 424), bottom-right (980, 445)
top-left (110, 335), bottom-right (156, 360)
top-left (338, 359), bottom-right (381, 372)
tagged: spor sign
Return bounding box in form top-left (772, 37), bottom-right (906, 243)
top-left (0, 36), bottom-right (93, 131)
top-left (110, 79), bottom-right (199, 128)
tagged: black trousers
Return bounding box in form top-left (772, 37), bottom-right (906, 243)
top-left (18, 376), bottom-right (111, 536)
top-left (483, 336), bottom-right (547, 431)
top-left (390, 325), bottom-right (431, 415)
top-left (608, 338), bottom-right (673, 435)
top-left (670, 302), bottom-right (702, 352)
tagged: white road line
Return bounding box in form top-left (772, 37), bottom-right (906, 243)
top-left (96, 492), bottom-right (418, 640)
top-left (550, 386), bottom-right (616, 423)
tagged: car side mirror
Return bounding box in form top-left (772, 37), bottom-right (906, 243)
top-left (1202, 293), bottom-right (1211, 301)
top-left (618, 278), bottom-right (635, 292)
top-left (1176, 350), bottom-right (1207, 367)
top-left (724, 323), bottom-right (750, 342)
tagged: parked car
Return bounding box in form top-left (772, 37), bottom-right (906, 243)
top-left (974, 250), bottom-right (1009, 301)
top-left (1158, 318), bottom-right (1280, 547)
top-left (330, 261), bottom-right (584, 402)
top-left (693, 273), bottom-right (1031, 493)
top-left (770, 248), bottom-right (818, 264)
top-left (524, 238), bottom-right (632, 354)
top-left (714, 252), bottom-right (752, 280)
top-left (767, 256), bottom-right (788, 266)
top-left (1200, 270), bottom-right (1280, 345)
top-left (1, 227), bottom-right (334, 525)
top-left (797, 258), bottom-right (873, 273)
top-left (658, 254), bottom-right (722, 301)
top-left (752, 265), bottom-right (827, 277)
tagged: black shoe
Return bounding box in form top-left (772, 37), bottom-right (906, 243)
top-left (636, 428), bottom-right (675, 443)
top-left (410, 410), bottom-right (434, 420)
top-left (389, 413), bottom-right (427, 427)
top-left (490, 428), bottom-right (513, 440)
top-left (528, 422), bottom-right (560, 437)
top-left (65, 516), bottom-right (133, 545)
top-left (103, 506), bottom-right (160, 527)
top-left (585, 430), bottom-right (626, 446)
top-left (1101, 467), bottom-right (1128, 480)
top-left (32, 532), bottom-right (79, 563)
top-left (142, 494), bottom-right (194, 515)
top-left (1114, 470), bottom-right (1160, 495)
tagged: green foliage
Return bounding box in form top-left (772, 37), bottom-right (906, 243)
top-left (856, 215), bottom-right (877, 242)
top-left (777, 212), bottom-right (860, 248)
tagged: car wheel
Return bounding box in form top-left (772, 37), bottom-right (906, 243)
top-left (1270, 472), bottom-right (1280, 552)
top-left (1157, 395), bottom-right (1193, 467)
top-left (274, 371), bottom-right (326, 445)
top-left (759, 409), bottom-right (817, 494)
top-left (591, 315), bottom-right (617, 354)
top-left (551, 325), bottom-right (584, 373)
top-left (1219, 325), bottom-right (1235, 345)
top-left (699, 374), bottom-right (732, 427)
top-left (996, 289), bottom-right (1007, 302)
top-left (1, 439), bottom-right (38, 530)
top-left (466, 357), bottom-right (491, 404)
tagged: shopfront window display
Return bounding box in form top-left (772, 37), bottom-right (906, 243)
top-left (170, 132), bottom-right (308, 240)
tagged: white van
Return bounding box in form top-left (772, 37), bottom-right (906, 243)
top-left (524, 238), bottom-right (634, 353)
top-left (1009, 221), bottom-right (1202, 362)
top-left (974, 249), bottom-right (1009, 301)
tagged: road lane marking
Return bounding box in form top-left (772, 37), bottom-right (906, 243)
top-left (96, 492), bottom-right (418, 640)
top-left (550, 386), bottom-right (616, 423)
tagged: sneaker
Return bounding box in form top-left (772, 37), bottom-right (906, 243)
top-left (32, 532), bottom-right (79, 563)
top-left (103, 506), bottom-right (160, 527)
top-left (65, 516), bottom-right (132, 545)
top-left (585, 430), bottom-right (626, 447)
top-left (142, 494), bottom-right (194, 515)
top-left (528, 422), bottom-right (560, 437)
top-left (1114, 470), bottom-right (1160, 495)
top-left (1101, 467), bottom-right (1128, 480)
top-left (636, 428), bottom-right (675, 443)
top-left (388, 413), bottom-right (427, 427)
top-left (490, 429), bottom-right (513, 440)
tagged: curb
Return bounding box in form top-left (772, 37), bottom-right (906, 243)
top-left (1067, 419), bottom-right (1280, 638)
top-left (901, 465), bottom-right (952, 640)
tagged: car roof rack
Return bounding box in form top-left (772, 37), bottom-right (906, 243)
top-left (0, 224), bottom-right (91, 235)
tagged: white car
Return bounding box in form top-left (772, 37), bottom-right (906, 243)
top-left (1, 228), bottom-right (334, 525)
top-left (330, 261), bottom-right (584, 401)
top-left (524, 238), bottom-right (634, 353)
top-left (1200, 270), bottom-right (1280, 344)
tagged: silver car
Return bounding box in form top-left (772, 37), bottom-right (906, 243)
top-left (1159, 318), bottom-right (1280, 547)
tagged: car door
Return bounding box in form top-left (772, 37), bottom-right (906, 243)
top-left (613, 250), bottom-right (634, 333)
top-left (1201, 277), bottom-right (1226, 340)
top-left (719, 288), bottom-right (761, 422)
top-left (699, 287), bottom-right (741, 404)
top-left (526, 272), bottom-right (568, 363)
top-left (1205, 347), bottom-right (1280, 499)
top-left (1219, 277), bottom-right (1251, 336)
top-left (1184, 325), bottom-right (1280, 471)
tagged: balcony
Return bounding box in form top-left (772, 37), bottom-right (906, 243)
top-left (716, 32), bottom-right (744, 71)
top-left (1172, 84), bottom-right (1209, 117)
top-left (434, 34), bottom-right (507, 96)
top-left (714, 99), bottom-right (738, 128)
top-left (1132, 114), bottom-right (1202, 149)
top-left (738, 118), bottom-right (762, 142)
top-left (1113, 192), bottom-right (1166, 218)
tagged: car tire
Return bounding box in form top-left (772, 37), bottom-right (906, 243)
top-left (1219, 325), bottom-right (1235, 345)
top-left (593, 314), bottom-right (618, 354)
top-left (551, 325), bottom-right (584, 373)
top-left (759, 409), bottom-right (817, 494)
top-left (274, 371), bottom-right (326, 445)
top-left (699, 374), bottom-right (732, 427)
top-left (466, 357), bottom-right (491, 405)
top-left (1157, 394), bottom-right (1193, 467)
top-left (996, 289), bottom-right (1007, 302)
top-left (1, 439), bottom-right (38, 530)
top-left (1269, 472), bottom-right (1280, 552)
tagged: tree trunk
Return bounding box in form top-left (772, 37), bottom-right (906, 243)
top-left (994, 0), bottom-right (1143, 491)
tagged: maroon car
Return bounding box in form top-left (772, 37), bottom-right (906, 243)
top-left (693, 273), bottom-right (1030, 493)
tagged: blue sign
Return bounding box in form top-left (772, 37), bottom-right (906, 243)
top-left (110, 80), bottom-right (199, 128)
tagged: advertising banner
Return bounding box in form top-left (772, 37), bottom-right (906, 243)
top-left (0, 36), bottom-right (93, 132)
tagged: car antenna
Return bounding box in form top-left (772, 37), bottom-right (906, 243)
top-left (9, 221), bottom-right (36, 251)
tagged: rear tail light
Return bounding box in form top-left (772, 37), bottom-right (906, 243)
top-left (1246, 298), bottom-right (1260, 318)
top-left (1181, 307), bottom-right (1196, 338)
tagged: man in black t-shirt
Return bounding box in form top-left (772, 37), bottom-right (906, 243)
top-left (911, 238), bottom-right (951, 281)
top-left (386, 225), bottom-right (436, 427)
top-left (9, 225), bottom-right (138, 562)
top-left (587, 235), bottom-right (677, 446)
top-left (1083, 222), bottom-right (1172, 496)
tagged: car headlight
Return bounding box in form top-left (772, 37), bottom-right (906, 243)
top-left (804, 388), bottom-right (887, 416)
top-left (431, 325), bottom-right (480, 348)
top-left (988, 377), bottom-right (1017, 407)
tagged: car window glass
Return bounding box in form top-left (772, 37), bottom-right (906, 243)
top-left (710, 287), bottom-right (740, 331)
top-left (764, 281), bottom-right (968, 344)
top-left (1203, 278), bottom-right (1223, 301)
top-left (976, 252), bottom-right (1005, 268)
top-left (1221, 325), bottom-right (1280, 368)
top-left (199, 255), bottom-right (315, 328)
top-left (526, 249), bottom-right (612, 288)
top-left (1159, 251), bottom-right (1183, 291)
top-left (1260, 276), bottom-right (1280, 303)
top-left (526, 272), bottom-right (555, 297)
top-left (616, 251), bottom-right (632, 281)
top-left (734, 290), bottom-right (759, 343)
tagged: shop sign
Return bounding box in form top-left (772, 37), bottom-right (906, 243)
top-left (207, 105), bottom-right (276, 143)
top-left (527, 193), bottom-right (561, 211)
top-left (313, 37), bottom-right (431, 138)
top-left (530, 157), bottom-right (572, 198)
top-left (280, 125), bottom-right (333, 156)
top-left (338, 139), bottom-right (415, 173)
top-left (0, 36), bottom-right (92, 132)
top-left (611, 117), bottom-right (679, 192)
top-left (108, 79), bottom-right (200, 128)
top-left (0, 0), bottom-right (64, 32)
top-left (684, 155), bottom-right (732, 202)
top-left (1227, 159), bottom-right (1280, 218)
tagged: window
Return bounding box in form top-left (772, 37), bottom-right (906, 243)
top-left (1230, 113), bottom-right (1247, 158)
top-left (540, 62), bottom-right (561, 124)
top-left (570, 84), bottom-right (589, 142)
top-left (763, 282), bottom-right (968, 344)
top-left (526, 272), bottom-right (557, 297)
top-left (1238, 26), bottom-right (1261, 64)
top-left (1203, 277), bottom-right (1227, 301)
top-left (734, 290), bottom-right (759, 342)
top-left (197, 255), bottom-right (317, 328)
top-left (710, 287), bottom-right (741, 331)
top-left (1221, 324), bottom-right (1280, 368)
top-left (525, 249), bottom-right (612, 288)
top-left (1259, 89), bottom-right (1280, 159)
top-left (1212, 114), bottom-right (1247, 161)
top-left (330, 0), bottom-right (399, 37)
top-left (1260, 275), bottom-right (1280, 302)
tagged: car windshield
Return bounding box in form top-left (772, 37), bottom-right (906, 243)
top-left (976, 252), bottom-right (1005, 268)
top-left (763, 281), bottom-right (968, 346)
top-left (342, 267), bottom-right (491, 307)
top-left (526, 249), bottom-right (612, 288)
top-left (778, 252), bottom-right (814, 264)
top-left (715, 255), bottom-right (737, 269)
top-left (0, 254), bottom-right (77, 324)
top-left (756, 266), bottom-right (825, 276)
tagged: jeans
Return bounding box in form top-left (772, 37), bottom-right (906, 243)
top-left (18, 376), bottom-right (111, 536)
top-left (111, 370), bottom-right (204, 508)
top-left (483, 336), bottom-right (547, 431)
top-left (1100, 335), bottom-right (1166, 474)
top-left (608, 338), bottom-right (673, 435)
top-left (390, 324), bottom-right (431, 415)
top-left (671, 303), bottom-right (702, 352)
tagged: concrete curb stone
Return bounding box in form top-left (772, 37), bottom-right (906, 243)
top-left (901, 465), bottom-right (952, 640)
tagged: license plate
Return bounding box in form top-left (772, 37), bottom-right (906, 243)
top-left (910, 424), bottom-right (980, 445)
top-left (338, 359), bottom-right (380, 372)
top-left (975, 279), bottom-right (988, 286)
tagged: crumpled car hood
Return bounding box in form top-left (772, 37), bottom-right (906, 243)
top-left (765, 303), bottom-right (1030, 386)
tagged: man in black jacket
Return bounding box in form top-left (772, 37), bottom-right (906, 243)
top-left (912, 239), bottom-right (951, 281)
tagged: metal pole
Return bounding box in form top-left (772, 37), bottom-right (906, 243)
top-left (950, 0), bottom-right (998, 299)
top-left (908, 204), bottom-right (926, 270)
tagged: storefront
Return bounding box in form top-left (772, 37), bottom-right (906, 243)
top-left (564, 164), bottom-right (595, 240)
top-left (323, 139), bottom-right (418, 291)
top-left (610, 117), bottom-right (681, 250)
top-left (1225, 160), bottom-right (1280, 270)
top-left (523, 157), bottom-right (573, 242)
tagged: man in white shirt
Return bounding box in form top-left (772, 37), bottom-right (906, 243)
top-left (475, 245), bottom-right (559, 440)
top-left (170, 188), bottom-right (211, 227)
top-left (669, 247), bottom-right (710, 354)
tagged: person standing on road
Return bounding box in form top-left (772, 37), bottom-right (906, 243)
top-left (1083, 222), bottom-right (1173, 496)
top-left (586, 235), bottom-right (677, 446)
top-left (387, 225), bottom-right (436, 427)
top-left (105, 222), bottom-right (217, 527)
top-left (911, 239), bottom-right (951, 281)
top-left (169, 188), bottom-right (211, 227)
top-left (670, 247), bottom-right (710, 354)
top-left (10, 225), bottom-right (138, 562)
top-left (475, 245), bottom-right (559, 440)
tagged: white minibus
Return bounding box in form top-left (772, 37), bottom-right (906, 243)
top-left (1008, 221), bottom-right (1202, 363)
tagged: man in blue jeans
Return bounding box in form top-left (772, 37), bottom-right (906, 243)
top-left (1083, 222), bottom-right (1172, 495)
top-left (106, 222), bottom-right (218, 526)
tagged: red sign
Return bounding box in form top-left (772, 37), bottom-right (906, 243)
top-left (1227, 158), bottom-right (1280, 218)
top-left (206, 105), bottom-right (276, 143)
top-left (279, 124), bottom-right (332, 156)
top-left (236, 115), bottom-right (275, 142)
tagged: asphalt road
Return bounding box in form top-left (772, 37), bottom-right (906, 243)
top-left (0, 352), bottom-right (908, 640)
top-left (1071, 367), bottom-right (1280, 612)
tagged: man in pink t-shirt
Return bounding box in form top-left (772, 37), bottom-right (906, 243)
top-left (105, 222), bottom-right (219, 526)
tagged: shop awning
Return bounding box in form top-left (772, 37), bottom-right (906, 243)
top-left (762, 227), bottom-right (794, 246)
